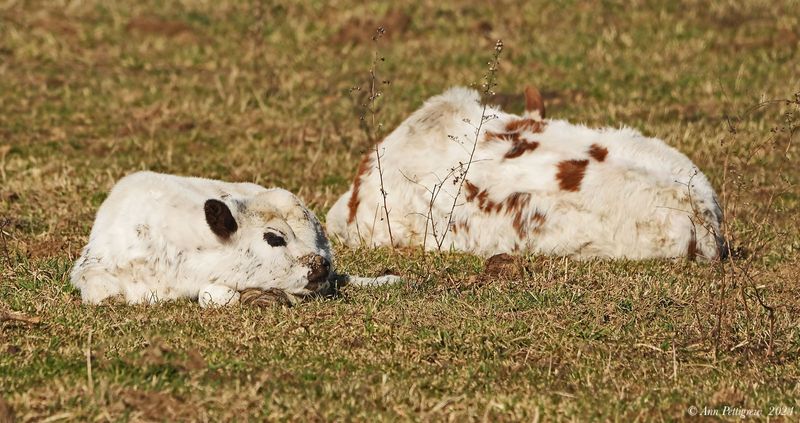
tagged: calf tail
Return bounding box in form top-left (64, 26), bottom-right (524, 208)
top-left (338, 274), bottom-right (403, 287)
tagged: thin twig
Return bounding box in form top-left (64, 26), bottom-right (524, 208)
top-left (436, 40), bottom-right (504, 250)
top-left (710, 89), bottom-right (798, 358)
top-left (366, 27), bottom-right (394, 246)
top-left (0, 310), bottom-right (41, 325)
top-left (0, 218), bottom-right (10, 269)
top-left (86, 330), bottom-right (94, 395)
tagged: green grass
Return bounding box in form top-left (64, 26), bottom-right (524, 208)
top-left (1, 0), bottom-right (799, 421)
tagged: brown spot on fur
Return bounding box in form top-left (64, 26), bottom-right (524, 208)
top-left (504, 140), bottom-right (540, 159)
top-left (510, 198), bottom-right (531, 237)
top-left (464, 181), bottom-right (500, 213)
top-left (508, 195), bottom-right (546, 238)
top-left (524, 85), bottom-right (546, 119)
top-left (506, 118), bottom-right (546, 133)
top-left (504, 192), bottom-right (529, 214)
top-left (347, 154), bottom-right (373, 224)
top-left (464, 180), bottom-right (480, 202)
top-left (486, 130), bottom-right (540, 159)
top-left (485, 131), bottom-right (520, 142)
top-left (463, 182), bottom-right (545, 239)
top-left (588, 144), bottom-right (608, 162)
top-left (556, 159), bottom-right (589, 192)
top-left (450, 220), bottom-right (471, 235)
top-left (532, 211), bottom-right (546, 226)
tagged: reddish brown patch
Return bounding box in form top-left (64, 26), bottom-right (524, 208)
top-left (556, 159), bottom-right (589, 192)
top-left (504, 140), bottom-right (540, 159)
top-left (464, 181), bottom-right (501, 213)
top-left (485, 131), bottom-right (520, 142)
top-left (531, 212), bottom-right (546, 226)
top-left (507, 194), bottom-right (546, 238)
top-left (346, 154), bottom-right (373, 224)
top-left (450, 220), bottom-right (471, 235)
top-left (464, 180), bottom-right (480, 202)
top-left (463, 182), bottom-right (545, 239)
top-left (126, 16), bottom-right (196, 39)
top-left (485, 131), bottom-right (539, 159)
top-left (478, 190), bottom-right (501, 213)
top-left (506, 118), bottom-right (546, 133)
top-left (509, 195), bottom-right (531, 237)
top-left (524, 85), bottom-right (546, 119)
top-left (514, 211), bottom-right (545, 238)
top-left (588, 144), bottom-right (608, 162)
top-left (331, 9), bottom-right (411, 44)
top-left (504, 192), bottom-right (530, 214)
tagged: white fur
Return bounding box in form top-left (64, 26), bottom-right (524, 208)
top-left (327, 87), bottom-right (725, 260)
top-left (71, 171), bottom-right (391, 307)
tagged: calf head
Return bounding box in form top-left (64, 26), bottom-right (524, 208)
top-left (203, 188), bottom-right (334, 296)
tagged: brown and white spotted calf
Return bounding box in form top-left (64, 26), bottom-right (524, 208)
top-left (327, 86), bottom-right (725, 260)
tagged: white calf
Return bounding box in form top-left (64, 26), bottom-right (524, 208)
top-left (72, 171), bottom-right (397, 307)
top-left (327, 86), bottom-right (725, 260)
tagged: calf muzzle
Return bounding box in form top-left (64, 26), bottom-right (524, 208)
top-left (302, 254), bottom-right (331, 292)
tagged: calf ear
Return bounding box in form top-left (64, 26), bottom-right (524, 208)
top-left (524, 85), bottom-right (546, 120)
top-left (204, 199), bottom-right (238, 240)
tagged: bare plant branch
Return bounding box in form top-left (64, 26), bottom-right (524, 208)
top-left (0, 218), bottom-right (10, 269)
top-left (365, 26), bottom-right (394, 247)
top-left (710, 88), bottom-right (799, 358)
top-left (436, 40), bottom-right (504, 250)
top-left (0, 310), bottom-right (41, 325)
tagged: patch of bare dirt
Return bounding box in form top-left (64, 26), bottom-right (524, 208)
top-left (131, 338), bottom-right (207, 373)
top-left (31, 17), bottom-right (78, 37)
top-left (482, 253), bottom-right (522, 279)
top-left (120, 389), bottom-right (197, 422)
top-left (126, 15), bottom-right (199, 43)
top-left (332, 9), bottom-right (411, 45)
top-left (0, 396), bottom-right (14, 423)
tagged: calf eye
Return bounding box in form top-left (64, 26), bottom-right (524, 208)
top-left (263, 232), bottom-right (287, 247)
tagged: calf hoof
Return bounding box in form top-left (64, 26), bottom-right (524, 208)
top-left (239, 288), bottom-right (300, 308)
top-left (198, 285), bottom-right (240, 308)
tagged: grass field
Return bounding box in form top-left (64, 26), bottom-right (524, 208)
top-left (1, 0), bottom-right (799, 421)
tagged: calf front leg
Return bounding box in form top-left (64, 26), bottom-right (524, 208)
top-left (71, 265), bottom-right (123, 305)
top-left (198, 284), bottom-right (241, 308)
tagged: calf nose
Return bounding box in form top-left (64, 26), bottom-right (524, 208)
top-left (304, 254), bottom-right (331, 290)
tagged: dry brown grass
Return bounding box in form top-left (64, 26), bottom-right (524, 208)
top-left (1, 0), bottom-right (798, 421)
